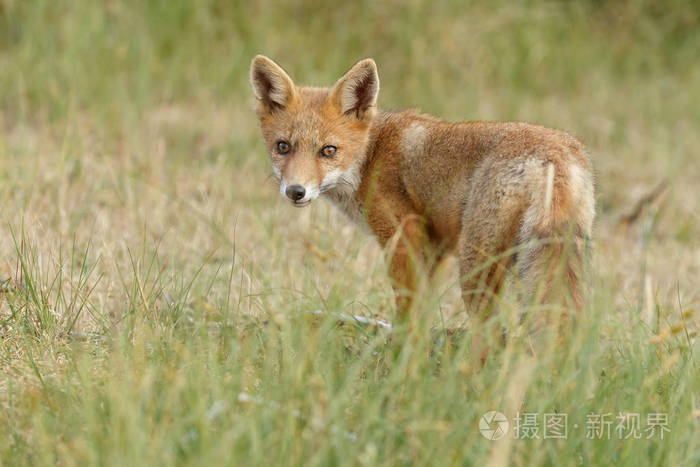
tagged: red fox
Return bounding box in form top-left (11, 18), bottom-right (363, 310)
top-left (250, 55), bottom-right (594, 327)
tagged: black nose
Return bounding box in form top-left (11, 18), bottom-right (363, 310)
top-left (286, 184), bottom-right (306, 201)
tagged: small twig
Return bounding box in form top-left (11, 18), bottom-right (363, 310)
top-left (309, 309), bottom-right (393, 333)
top-left (618, 180), bottom-right (668, 231)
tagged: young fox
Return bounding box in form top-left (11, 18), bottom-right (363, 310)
top-left (250, 55), bottom-right (594, 321)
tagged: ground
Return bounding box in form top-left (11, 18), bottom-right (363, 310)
top-left (1, 1), bottom-right (699, 465)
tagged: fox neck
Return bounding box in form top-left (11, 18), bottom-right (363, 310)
top-left (321, 156), bottom-right (369, 226)
top-left (322, 168), bottom-right (364, 224)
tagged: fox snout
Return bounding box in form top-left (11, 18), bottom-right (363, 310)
top-left (285, 184), bottom-right (305, 201)
top-left (278, 180), bottom-right (320, 207)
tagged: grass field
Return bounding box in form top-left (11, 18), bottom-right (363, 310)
top-left (1, 0), bottom-right (699, 465)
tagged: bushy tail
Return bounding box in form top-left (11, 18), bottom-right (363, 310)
top-left (518, 224), bottom-right (587, 312)
top-left (516, 161), bottom-right (593, 331)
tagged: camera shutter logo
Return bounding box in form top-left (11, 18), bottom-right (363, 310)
top-left (480, 411), bottom-right (509, 440)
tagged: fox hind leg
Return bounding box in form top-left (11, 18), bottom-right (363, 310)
top-left (458, 213), bottom-right (520, 364)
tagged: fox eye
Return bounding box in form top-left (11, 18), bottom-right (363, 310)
top-left (320, 145), bottom-right (337, 157)
top-left (276, 141), bottom-right (291, 154)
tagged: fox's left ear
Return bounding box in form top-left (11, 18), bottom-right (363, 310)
top-left (330, 59), bottom-right (379, 118)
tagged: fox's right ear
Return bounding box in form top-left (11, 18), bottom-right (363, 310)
top-left (250, 55), bottom-right (296, 110)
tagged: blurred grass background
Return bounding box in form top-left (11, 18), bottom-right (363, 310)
top-left (1, 0), bottom-right (699, 465)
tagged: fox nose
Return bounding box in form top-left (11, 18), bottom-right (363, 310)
top-left (285, 184), bottom-right (306, 201)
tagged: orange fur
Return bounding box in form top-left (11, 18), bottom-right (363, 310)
top-left (250, 55), bottom-right (595, 325)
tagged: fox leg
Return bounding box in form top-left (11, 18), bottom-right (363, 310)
top-left (458, 209), bottom-right (519, 318)
top-left (386, 214), bottom-right (430, 316)
top-left (458, 202), bottom-right (521, 363)
top-left (459, 233), bottom-right (512, 364)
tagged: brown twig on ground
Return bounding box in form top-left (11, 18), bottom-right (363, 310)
top-left (618, 180), bottom-right (669, 232)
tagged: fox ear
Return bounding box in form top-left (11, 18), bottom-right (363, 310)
top-left (250, 55), bottom-right (296, 110)
top-left (331, 59), bottom-right (379, 117)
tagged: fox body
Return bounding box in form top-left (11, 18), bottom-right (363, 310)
top-left (250, 56), bottom-right (594, 321)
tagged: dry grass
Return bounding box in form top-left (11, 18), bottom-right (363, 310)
top-left (1, 0), bottom-right (699, 465)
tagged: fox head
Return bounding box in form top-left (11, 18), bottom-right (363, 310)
top-left (250, 55), bottom-right (379, 207)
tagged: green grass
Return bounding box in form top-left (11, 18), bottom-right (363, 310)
top-left (1, 0), bottom-right (699, 465)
